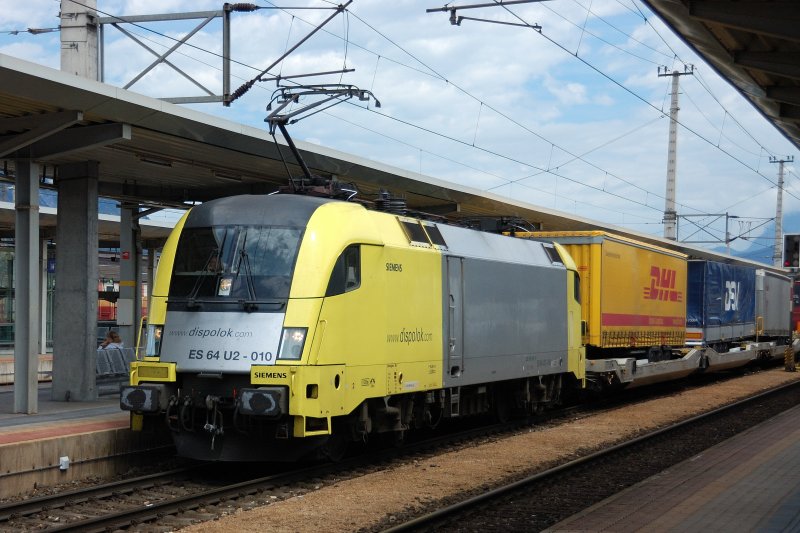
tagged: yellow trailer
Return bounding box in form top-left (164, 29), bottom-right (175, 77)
top-left (521, 231), bottom-right (687, 357)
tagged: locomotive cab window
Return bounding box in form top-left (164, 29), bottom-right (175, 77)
top-left (326, 245), bottom-right (361, 296)
top-left (423, 223), bottom-right (448, 249)
top-left (573, 271), bottom-right (581, 303)
top-left (169, 225), bottom-right (303, 301)
top-left (399, 219), bottom-right (431, 246)
top-left (543, 244), bottom-right (563, 265)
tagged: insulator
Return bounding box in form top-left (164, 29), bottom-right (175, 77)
top-left (229, 3), bottom-right (258, 12)
top-left (229, 80), bottom-right (254, 102)
top-left (375, 193), bottom-right (406, 215)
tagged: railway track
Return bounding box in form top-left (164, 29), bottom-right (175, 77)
top-left (378, 379), bottom-right (800, 533)
top-left (0, 465), bottom-right (199, 524)
top-left (0, 409), bottom-right (573, 532)
top-left (0, 369), bottom-right (779, 532)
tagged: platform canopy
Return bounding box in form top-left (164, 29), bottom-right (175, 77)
top-left (0, 53), bottom-right (787, 269)
top-left (0, 54), bottom-right (605, 227)
top-left (642, 0), bottom-right (800, 152)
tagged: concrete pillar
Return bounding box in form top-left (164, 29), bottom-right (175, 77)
top-left (60, 0), bottom-right (99, 80)
top-left (52, 162), bottom-right (98, 402)
top-left (118, 207), bottom-right (142, 350)
top-left (14, 161), bottom-right (40, 414)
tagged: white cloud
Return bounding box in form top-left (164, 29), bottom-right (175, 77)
top-left (0, 0), bottom-right (797, 244)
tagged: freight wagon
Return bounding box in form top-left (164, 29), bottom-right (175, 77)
top-left (686, 260), bottom-right (756, 349)
top-left (685, 261), bottom-right (791, 349)
top-left (522, 231), bottom-right (687, 362)
top-left (756, 269), bottom-right (791, 339)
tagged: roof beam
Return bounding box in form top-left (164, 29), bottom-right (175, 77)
top-left (419, 202), bottom-right (461, 216)
top-left (766, 86), bottom-right (800, 106)
top-left (95, 179), bottom-right (281, 206)
top-left (689, 1), bottom-right (800, 42)
top-left (9, 123), bottom-right (131, 160)
top-left (0, 110), bottom-right (83, 158)
top-left (734, 51), bottom-right (800, 81)
top-left (778, 103), bottom-right (800, 123)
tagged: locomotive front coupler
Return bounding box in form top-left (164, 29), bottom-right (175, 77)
top-left (203, 395), bottom-right (225, 450)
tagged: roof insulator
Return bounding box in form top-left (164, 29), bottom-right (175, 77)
top-left (229, 3), bottom-right (259, 12)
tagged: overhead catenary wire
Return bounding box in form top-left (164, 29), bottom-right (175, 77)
top-left (87, 0), bottom-right (704, 219)
top-left (51, 1), bottom-right (656, 217)
top-left (343, 8), bottom-right (707, 215)
top-left (485, 0), bottom-right (800, 203)
top-left (328, 105), bottom-right (660, 222)
top-left (56, 2), bottom-right (659, 221)
top-left (625, 0), bottom-right (790, 161)
top-left (37, 0), bottom-right (796, 223)
top-left (86, 0), bottom-right (772, 220)
top-left (569, 0), bottom-right (673, 61)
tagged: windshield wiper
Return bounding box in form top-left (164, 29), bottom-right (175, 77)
top-left (234, 237), bottom-right (258, 311)
top-left (186, 248), bottom-right (220, 309)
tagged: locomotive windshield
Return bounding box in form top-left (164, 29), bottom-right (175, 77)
top-left (169, 225), bottom-right (303, 301)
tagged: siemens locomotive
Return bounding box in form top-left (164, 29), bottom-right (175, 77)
top-left (120, 194), bottom-right (793, 461)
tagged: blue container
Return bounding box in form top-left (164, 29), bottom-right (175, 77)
top-left (686, 260), bottom-right (756, 346)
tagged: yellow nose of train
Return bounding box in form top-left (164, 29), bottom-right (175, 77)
top-left (122, 193), bottom-right (584, 461)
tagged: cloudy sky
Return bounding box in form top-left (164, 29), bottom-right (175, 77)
top-left (2, 0), bottom-right (798, 259)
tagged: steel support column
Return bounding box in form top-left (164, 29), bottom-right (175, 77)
top-left (39, 238), bottom-right (49, 355)
top-left (13, 161), bottom-right (40, 414)
top-left (118, 207), bottom-right (141, 349)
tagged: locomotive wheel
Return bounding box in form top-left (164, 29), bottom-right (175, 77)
top-left (379, 430), bottom-right (405, 448)
top-left (320, 431), bottom-right (349, 462)
top-left (494, 389), bottom-right (512, 423)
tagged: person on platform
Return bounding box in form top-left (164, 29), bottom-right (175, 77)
top-left (99, 330), bottom-right (124, 350)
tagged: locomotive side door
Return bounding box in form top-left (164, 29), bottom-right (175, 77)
top-left (447, 256), bottom-right (464, 377)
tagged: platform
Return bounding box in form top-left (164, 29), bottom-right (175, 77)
top-left (549, 404), bottom-right (800, 532)
top-left (0, 354), bottom-right (52, 385)
top-left (0, 383), bottom-right (172, 499)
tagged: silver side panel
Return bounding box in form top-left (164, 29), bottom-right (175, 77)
top-left (437, 226), bottom-right (569, 388)
top-left (442, 256), bottom-right (568, 388)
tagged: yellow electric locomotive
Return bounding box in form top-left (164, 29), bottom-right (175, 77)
top-left (121, 194), bottom-right (584, 461)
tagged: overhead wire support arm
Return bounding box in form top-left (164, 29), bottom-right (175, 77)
top-left (258, 68), bottom-right (355, 84)
top-left (227, 0), bottom-right (354, 106)
top-left (454, 16), bottom-right (540, 29)
top-left (426, 0), bottom-right (549, 26)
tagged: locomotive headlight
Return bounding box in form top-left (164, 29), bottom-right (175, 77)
top-left (278, 327), bottom-right (307, 360)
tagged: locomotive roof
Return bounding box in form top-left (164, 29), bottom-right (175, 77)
top-left (184, 194), bottom-right (335, 229)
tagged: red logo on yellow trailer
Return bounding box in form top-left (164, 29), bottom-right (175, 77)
top-left (643, 266), bottom-right (683, 302)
